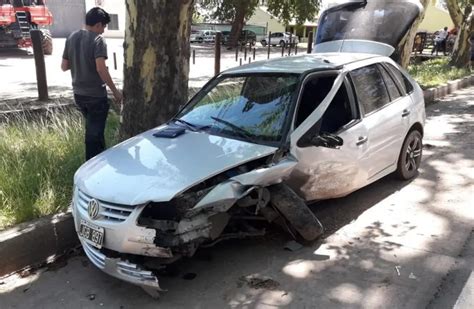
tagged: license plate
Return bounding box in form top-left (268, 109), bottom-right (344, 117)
top-left (79, 220), bottom-right (104, 249)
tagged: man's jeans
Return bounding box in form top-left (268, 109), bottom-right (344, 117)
top-left (74, 94), bottom-right (110, 160)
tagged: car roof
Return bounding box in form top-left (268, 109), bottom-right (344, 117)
top-left (222, 53), bottom-right (380, 75)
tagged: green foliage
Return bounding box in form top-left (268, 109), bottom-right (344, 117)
top-left (199, 0), bottom-right (320, 25)
top-left (267, 0), bottom-right (320, 25)
top-left (200, 0), bottom-right (259, 23)
top-left (0, 110), bottom-right (120, 230)
top-left (408, 58), bottom-right (472, 89)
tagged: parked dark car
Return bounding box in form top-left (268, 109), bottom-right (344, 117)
top-left (221, 29), bottom-right (257, 46)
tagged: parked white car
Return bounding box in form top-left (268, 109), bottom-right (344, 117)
top-left (190, 29), bottom-right (216, 43)
top-left (261, 32), bottom-right (299, 47)
top-left (72, 0), bottom-right (425, 294)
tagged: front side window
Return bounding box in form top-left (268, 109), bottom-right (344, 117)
top-left (179, 74), bottom-right (300, 144)
top-left (295, 75), bottom-right (336, 128)
top-left (350, 64), bottom-right (390, 116)
top-left (319, 84), bottom-right (357, 134)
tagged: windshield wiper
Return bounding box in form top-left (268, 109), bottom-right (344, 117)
top-left (170, 118), bottom-right (209, 132)
top-left (210, 116), bottom-right (256, 143)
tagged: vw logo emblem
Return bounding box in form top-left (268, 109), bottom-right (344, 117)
top-left (88, 199), bottom-right (100, 220)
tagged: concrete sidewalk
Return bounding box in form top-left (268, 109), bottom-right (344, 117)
top-left (0, 87), bottom-right (472, 308)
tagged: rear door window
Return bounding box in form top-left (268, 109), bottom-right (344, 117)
top-left (384, 63), bottom-right (414, 95)
top-left (350, 64), bottom-right (390, 116)
top-left (378, 64), bottom-right (402, 101)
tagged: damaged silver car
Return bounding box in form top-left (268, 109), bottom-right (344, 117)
top-left (72, 0), bottom-right (425, 294)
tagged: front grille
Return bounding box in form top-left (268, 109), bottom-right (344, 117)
top-left (76, 190), bottom-right (136, 222)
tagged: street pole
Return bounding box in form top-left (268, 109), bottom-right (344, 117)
top-left (30, 29), bottom-right (48, 101)
top-left (307, 31), bottom-right (313, 54)
top-left (214, 32), bottom-right (221, 76)
top-left (267, 31), bottom-right (271, 59)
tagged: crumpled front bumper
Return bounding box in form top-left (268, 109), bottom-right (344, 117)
top-left (72, 187), bottom-right (166, 289)
top-left (81, 240), bottom-right (162, 289)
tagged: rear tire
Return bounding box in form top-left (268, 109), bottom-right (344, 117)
top-left (261, 40), bottom-right (267, 47)
top-left (279, 40), bottom-right (286, 48)
top-left (396, 130), bottom-right (422, 180)
top-left (41, 30), bottom-right (53, 55)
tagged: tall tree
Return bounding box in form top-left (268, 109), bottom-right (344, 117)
top-left (395, 0), bottom-right (431, 68)
top-left (200, 0), bottom-right (320, 48)
top-left (120, 0), bottom-right (194, 139)
top-left (199, 0), bottom-right (258, 48)
top-left (446, 0), bottom-right (473, 68)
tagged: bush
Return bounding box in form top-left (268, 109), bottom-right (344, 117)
top-left (0, 109), bottom-right (120, 229)
top-left (408, 58), bottom-right (472, 89)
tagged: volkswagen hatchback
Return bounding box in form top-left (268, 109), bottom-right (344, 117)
top-left (72, 0), bottom-right (425, 293)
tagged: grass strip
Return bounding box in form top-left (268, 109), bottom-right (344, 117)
top-left (0, 108), bottom-right (119, 229)
top-left (408, 58), bottom-right (472, 90)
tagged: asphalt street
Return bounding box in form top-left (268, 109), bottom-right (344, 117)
top-left (0, 87), bottom-right (472, 308)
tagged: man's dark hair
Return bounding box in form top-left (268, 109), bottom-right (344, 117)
top-left (85, 7), bottom-right (111, 26)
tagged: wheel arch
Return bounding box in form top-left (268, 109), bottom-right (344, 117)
top-left (408, 122), bottom-right (424, 137)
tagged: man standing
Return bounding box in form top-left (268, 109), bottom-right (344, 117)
top-left (61, 7), bottom-right (122, 160)
top-left (431, 26), bottom-right (449, 56)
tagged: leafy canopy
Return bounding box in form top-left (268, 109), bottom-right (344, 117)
top-left (199, 0), bottom-right (320, 25)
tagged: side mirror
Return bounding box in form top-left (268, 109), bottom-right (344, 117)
top-left (311, 132), bottom-right (343, 149)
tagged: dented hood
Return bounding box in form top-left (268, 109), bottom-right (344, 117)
top-left (74, 129), bottom-right (277, 205)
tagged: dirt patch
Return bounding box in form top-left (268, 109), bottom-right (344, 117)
top-left (238, 275), bottom-right (280, 290)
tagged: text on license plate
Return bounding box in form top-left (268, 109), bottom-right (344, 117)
top-left (79, 220), bottom-right (104, 248)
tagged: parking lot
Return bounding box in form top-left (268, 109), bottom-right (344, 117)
top-left (0, 38), bottom-right (304, 101)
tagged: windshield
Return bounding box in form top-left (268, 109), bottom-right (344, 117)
top-left (178, 74), bottom-right (299, 145)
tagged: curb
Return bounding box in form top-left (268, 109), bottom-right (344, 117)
top-left (0, 75), bottom-right (472, 278)
top-left (0, 212), bottom-right (78, 277)
top-left (423, 74), bottom-right (474, 106)
top-left (0, 96), bottom-right (75, 123)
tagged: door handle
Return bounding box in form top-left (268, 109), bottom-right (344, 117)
top-left (356, 136), bottom-right (368, 146)
top-left (402, 109), bottom-right (410, 117)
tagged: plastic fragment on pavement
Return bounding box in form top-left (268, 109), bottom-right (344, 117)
top-left (284, 240), bottom-right (303, 252)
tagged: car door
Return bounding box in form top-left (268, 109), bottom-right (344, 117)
top-left (348, 64), bottom-right (407, 180)
top-left (288, 72), bottom-right (371, 201)
top-left (383, 62), bottom-right (419, 133)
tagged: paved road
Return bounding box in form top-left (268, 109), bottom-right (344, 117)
top-left (0, 38), bottom-right (299, 101)
top-left (0, 88), bottom-right (472, 308)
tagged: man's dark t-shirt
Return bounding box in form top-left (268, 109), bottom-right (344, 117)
top-left (62, 30), bottom-right (108, 97)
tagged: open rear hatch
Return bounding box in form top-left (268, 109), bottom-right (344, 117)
top-left (313, 0), bottom-right (423, 56)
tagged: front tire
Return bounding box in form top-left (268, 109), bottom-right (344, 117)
top-left (396, 130), bottom-right (422, 180)
top-left (269, 184), bottom-right (323, 241)
top-left (261, 40), bottom-right (267, 47)
top-left (279, 40), bottom-right (286, 48)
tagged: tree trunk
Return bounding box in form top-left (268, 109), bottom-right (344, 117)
top-left (227, 1), bottom-right (248, 48)
top-left (446, 0), bottom-right (463, 28)
top-left (394, 0), bottom-right (430, 68)
top-left (447, 2), bottom-right (473, 69)
top-left (120, 0), bottom-right (194, 139)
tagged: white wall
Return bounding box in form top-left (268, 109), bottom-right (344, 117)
top-left (85, 0), bottom-right (125, 38)
top-left (247, 7), bottom-right (285, 35)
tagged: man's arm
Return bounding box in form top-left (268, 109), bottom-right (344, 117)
top-left (61, 59), bottom-right (70, 71)
top-left (96, 57), bottom-right (122, 103)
